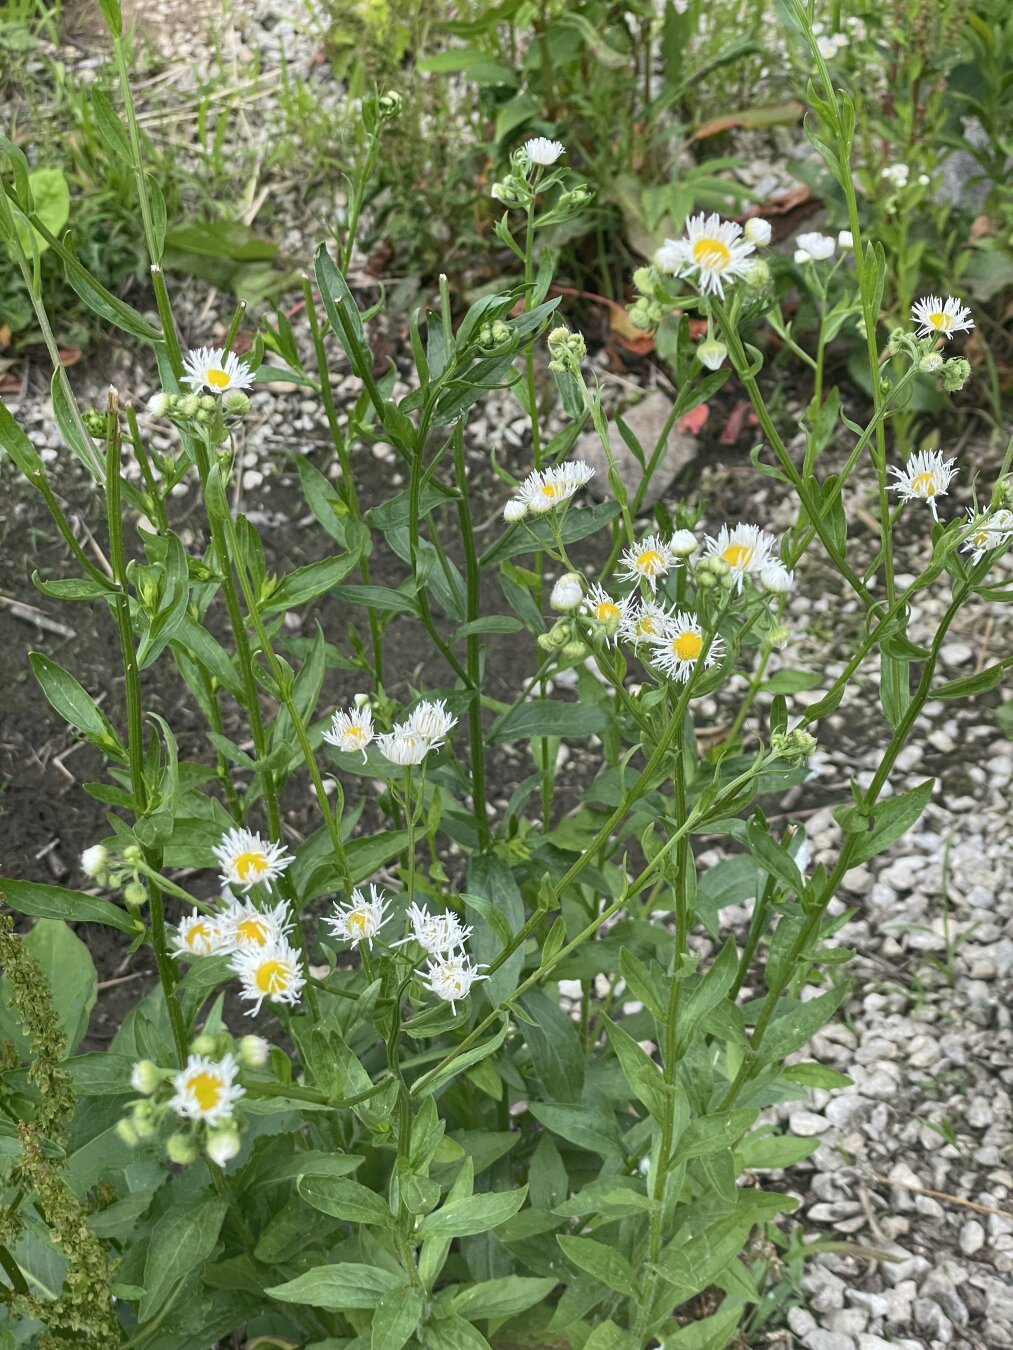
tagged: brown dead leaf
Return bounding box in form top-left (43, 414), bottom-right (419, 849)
top-left (678, 403), bottom-right (710, 436)
top-left (0, 324), bottom-right (11, 349)
top-left (719, 400), bottom-right (758, 445)
top-left (58, 347), bottom-right (82, 367)
top-left (690, 101), bottom-right (804, 143)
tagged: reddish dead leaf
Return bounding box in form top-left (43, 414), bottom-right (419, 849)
top-left (0, 373), bottom-right (22, 395)
top-left (745, 185), bottom-right (816, 218)
top-left (59, 347), bottom-right (82, 367)
top-left (719, 400), bottom-right (758, 445)
top-left (678, 403), bottom-right (710, 436)
top-left (690, 101), bottom-right (804, 143)
top-left (688, 317), bottom-right (708, 340)
top-left (0, 324), bottom-right (11, 349)
top-left (970, 215), bottom-right (996, 243)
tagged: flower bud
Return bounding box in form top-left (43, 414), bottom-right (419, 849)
top-left (941, 357), bottom-right (971, 392)
top-left (147, 392), bottom-right (171, 417)
top-left (744, 217), bottom-right (772, 246)
top-left (768, 624), bottom-right (791, 649)
top-left (179, 394), bottom-right (201, 418)
top-left (632, 266), bottom-right (656, 297)
top-left (191, 1033), bottom-right (218, 1057)
top-left (122, 843), bottom-right (143, 866)
top-left (696, 339), bottom-right (727, 372)
top-left (743, 258), bottom-right (771, 292)
top-left (627, 297), bottom-right (656, 332)
top-left (82, 408), bottom-right (107, 436)
top-left (561, 640), bottom-right (589, 662)
top-left (759, 561), bottom-right (794, 594)
top-left (206, 1126), bottom-right (241, 1166)
top-left (771, 727), bottom-right (818, 766)
top-left (131, 1100), bottom-right (156, 1138)
top-left (239, 1034), bottom-right (270, 1068)
top-left (223, 391), bottom-right (250, 417)
top-left (116, 1118), bottom-right (140, 1148)
top-left (131, 1060), bottom-right (160, 1095)
top-left (377, 90), bottom-right (403, 121)
top-left (669, 529), bottom-right (698, 557)
top-left (166, 1132), bottom-right (198, 1165)
top-left (838, 229), bottom-right (854, 249)
top-left (503, 498), bottom-right (528, 523)
top-left (124, 881), bottom-right (148, 909)
top-left (81, 844), bottom-right (108, 879)
top-left (550, 573), bottom-right (583, 612)
top-left (919, 352), bottom-right (943, 373)
top-left (695, 570), bottom-right (719, 589)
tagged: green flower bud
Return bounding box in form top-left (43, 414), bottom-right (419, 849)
top-left (199, 395), bottom-right (218, 414)
top-left (239, 1035), bottom-right (270, 1068)
top-left (627, 297), bottom-right (656, 331)
top-left (178, 394), bottom-right (201, 418)
top-left (742, 258), bottom-right (772, 291)
top-left (771, 727), bottom-right (818, 767)
top-left (919, 351), bottom-right (943, 373)
top-left (147, 392), bottom-right (171, 418)
top-left (166, 1132), bottom-right (198, 1165)
top-left (696, 339), bottom-right (727, 371)
top-left (122, 844), bottom-right (143, 866)
top-left (941, 357), bottom-right (971, 392)
top-left (130, 1060), bottom-right (160, 1095)
top-left (223, 391), bottom-right (250, 417)
top-left (561, 640), bottom-right (588, 662)
top-left (191, 1033), bottom-right (218, 1057)
top-left (82, 408), bottom-right (107, 437)
top-left (632, 266), bottom-right (656, 297)
top-left (206, 1126), bottom-right (241, 1166)
top-left (695, 570), bottom-right (719, 589)
top-left (116, 1118), bottom-right (140, 1147)
top-left (123, 881), bottom-right (148, 909)
top-left (377, 90), bottom-right (403, 120)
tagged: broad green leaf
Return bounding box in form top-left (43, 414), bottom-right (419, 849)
top-left (260, 553), bottom-right (361, 611)
top-left (520, 988), bottom-right (584, 1103)
top-left (757, 987), bottom-right (846, 1065)
top-left (674, 1109), bottom-right (758, 1160)
top-left (371, 1288), bottom-right (423, 1350)
top-left (267, 1263), bottom-right (406, 1311)
top-left (0, 878), bottom-right (139, 935)
top-left (526, 1102), bottom-right (622, 1158)
top-left (297, 1175), bottom-right (393, 1227)
top-left (0, 400), bottom-right (43, 475)
top-left (426, 1316), bottom-right (492, 1350)
top-left (416, 1186), bottom-right (527, 1238)
top-left (557, 1234), bottom-right (640, 1298)
top-left (13, 169), bottom-right (68, 256)
top-left (605, 1018), bottom-right (668, 1121)
top-left (139, 1196), bottom-right (227, 1322)
top-left (413, 1020), bottom-right (509, 1100)
top-left (467, 854), bottom-right (524, 1011)
top-left (452, 1275), bottom-right (557, 1321)
top-left (29, 651), bottom-right (125, 756)
top-left (489, 699), bottom-right (608, 744)
top-left (22, 920), bottom-right (96, 1053)
top-left (849, 778), bottom-right (935, 864)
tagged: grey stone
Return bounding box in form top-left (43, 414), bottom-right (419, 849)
top-left (788, 1306), bottom-right (817, 1337)
top-left (791, 1110), bottom-right (832, 1137)
top-left (847, 1291), bottom-right (890, 1318)
top-left (857, 1337), bottom-right (896, 1350)
top-left (578, 390), bottom-right (696, 510)
top-left (802, 1332), bottom-right (856, 1350)
top-left (828, 1308), bottom-right (868, 1335)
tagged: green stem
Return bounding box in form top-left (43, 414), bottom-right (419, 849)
top-left (451, 423), bottom-right (490, 847)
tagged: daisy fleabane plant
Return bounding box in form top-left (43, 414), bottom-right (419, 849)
top-left (961, 508), bottom-right (1013, 565)
top-left (168, 1053), bottom-right (244, 1125)
top-left (524, 136), bottom-right (565, 167)
top-left (393, 901), bottom-right (472, 956)
top-left (213, 827), bottom-right (293, 892)
top-left (231, 939), bottom-right (306, 1015)
top-left (649, 612), bottom-right (724, 684)
top-left (888, 450), bottom-right (958, 521)
top-left (911, 295), bottom-right (974, 340)
top-left (181, 346), bottom-right (255, 395)
top-left (420, 951), bottom-right (488, 1013)
top-left (219, 897), bottom-right (293, 952)
top-left (619, 598), bottom-right (672, 648)
top-left (323, 703), bottom-right (375, 759)
top-left (506, 460), bottom-right (595, 519)
top-left (617, 535), bottom-right (680, 592)
top-left (655, 212), bottom-right (756, 298)
top-left (405, 699), bottom-right (458, 746)
top-left (326, 885), bottom-right (392, 949)
top-left (172, 908), bottom-right (226, 959)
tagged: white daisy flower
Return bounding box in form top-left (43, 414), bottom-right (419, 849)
top-left (326, 884), bottom-right (392, 949)
top-left (648, 612), bottom-right (723, 684)
top-left (405, 699), bottom-right (458, 746)
top-left (392, 901), bottom-right (472, 956)
top-left (238, 1034), bottom-right (270, 1068)
top-left (231, 940), bottom-right (306, 1016)
top-left (619, 599), bottom-right (673, 648)
top-left (376, 729), bottom-right (431, 766)
top-left (517, 460), bottom-right (595, 515)
top-left (758, 560), bottom-right (795, 594)
top-left (795, 231), bottom-right (835, 261)
top-left (657, 212), bottom-right (756, 298)
top-left (582, 582), bottom-right (623, 640)
top-left (219, 897), bottom-right (293, 952)
top-left (817, 34), bottom-right (839, 58)
top-left (420, 952), bottom-right (488, 1013)
top-left (910, 295), bottom-right (974, 340)
top-left (881, 162), bottom-right (909, 187)
top-left (206, 1125), bottom-right (241, 1166)
top-left (172, 908), bottom-right (227, 959)
top-left (503, 497), bottom-right (528, 522)
top-left (617, 534), bottom-right (679, 592)
top-left (704, 522), bottom-right (778, 591)
top-left (888, 450), bottom-right (958, 521)
top-left (323, 704), bottom-right (375, 760)
top-left (169, 1053), bottom-right (244, 1125)
top-left (524, 136), bottom-right (565, 167)
top-left (744, 217), bottom-right (772, 246)
top-left (213, 827), bottom-right (293, 893)
top-left (181, 346), bottom-right (254, 396)
top-left (654, 240), bottom-right (684, 274)
top-left (961, 508), bottom-right (1013, 565)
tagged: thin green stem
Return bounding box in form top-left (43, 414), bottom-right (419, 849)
top-left (452, 423), bottom-right (491, 847)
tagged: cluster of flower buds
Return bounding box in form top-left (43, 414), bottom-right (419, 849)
top-left (147, 389), bottom-right (251, 428)
top-left (476, 319), bottom-right (518, 356)
top-left (81, 842), bottom-right (148, 911)
top-left (491, 137), bottom-right (593, 224)
top-left (771, 727), bottom-right (818, 768)
top-left (546, 325), bottom-right (587, 376)
top-left (119, 1031), bottom-right (267, 1168)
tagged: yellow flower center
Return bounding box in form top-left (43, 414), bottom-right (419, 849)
top-left (188, 1070), bottom-right (224, 1112)
top-left (186, 922), bottom-right (211, 949)
top-left (636, 550), bottom-right (665, 575)
top-left (673, 631), bottom-right (703, 662)
top-left (635, 616), bottom-right (659, 637)
top-left (235, 851), bottom-right (269, 881)
top-left (928, 312), bottom-right (949, 330)
top-left (255, 959), bottom-right (290, 995)
top-left (347, 911), bottom-right (368, 935)
top-left (911, 472), bottom-right (937, 497)
top-left (594, 601), bottom-right (620, 622)
top-left (236, 916), bottom-right (270, 945)
top-left (206, 368), bottom-right (231, 389)
top-left (347, 726), bottom-right (366, 741)
top-left (971, 529), bottom-right (989, 547)
top-left (692, 237), bottom-right (732, 271)
top-left (722, 543), bottom-right (754, 569)
top-left (540, 482), bottom-right (564, 500)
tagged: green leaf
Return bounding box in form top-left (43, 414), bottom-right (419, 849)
top-left (416, 1186), bottom-right (527, 1238)
top-left (0, 878), bottom-right (138, 935)
top-left (933, 663), bottom-right (1006, 699)
top-left (758, 987), bottom-right (846, 1065)
top-left (29, 651), bottom-right (124, 756)
top-left (527, 1102), bottom-right (622, 1158)
top-left (781, 1062), bottom-right (853, 1090)
top-left (260, 553), bottom-right (361, 611)
top-left (53, 229), bottom-right (162, 340)
top-left (605, 1018), bottom-right (668, 1121)
top-left (371, 1289), bottom-right (423, 1350)
top-left (850, 778), bottom-right (935, 865)
top-left (0, 399), bottom-right (43, 475)
top-left (452, 1275), bottom-right (557, 1321)
top-left (13, 169), bottom-right (69, 256)
top-left (482, 502), bottom-right (620, 565)
top-left (450, 615), bottom-right (525, 641)
top-left (314, 244), bottom-right (369, 368)
top-left (489, 699), bottom-right (608, 744)
top-left (760, 669), bottom-right (823, 694)
top-left (738, 1130), bottom-right (818, 1170)
top-left (22, 920), bottom-right (97, 1053)
top-left (139, 1196), bottom-right (227, 1322)
top-left (520, 988), bottom-right (584, 1103)
top-left (426, 1316), bottom-right (492, 1350)
top-left (675, 1109), bottom-right (758, 1160)
top-left (266, 1263), bottom-right (406, 1311)
top-left (467, 854), bottom-right (524, 1011)
top-left (297, 1175), bottom-right (393, 1227)
top-left (557, 1234), bottom-right (640, 1298)
top-left (413, 1019), bottom-right (509, 1100)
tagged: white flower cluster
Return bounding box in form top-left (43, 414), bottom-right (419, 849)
top-left (504, 460), bottom-right (595, 521)
top-left (962, 508), bottom-right (1013, 565)
top-left (655, 212), bottom-right (757, 298)
top-left (326, 886), bottom-right (487, 1013)
top-left (323, 697), bottom-right (458, 767)
top-left (181, 346), bottom-right (254, 396)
